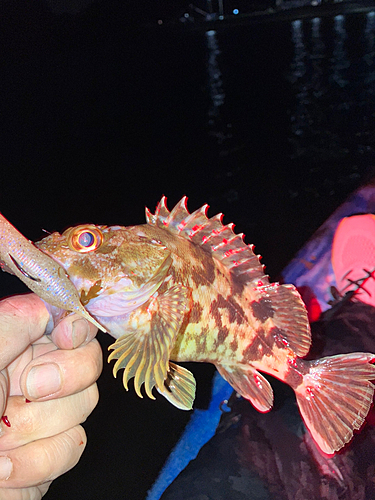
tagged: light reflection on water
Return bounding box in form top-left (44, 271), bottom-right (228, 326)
top-left (289, 19), bottom-right (308, 140)
top-left (311, 17), bottom-right (325, 99)
top-left (331, 14), bottom-right (349, 89)
top-left (205, 28), bottom-right (235, 156)
top-left (203, 11), bottom-right (375, 206)
top-left (286, 12), bottom-right (375, 182)
top-left (206, 29), bottom-right (225, 120)
top-left (364, 11), bottom-right (375, 89)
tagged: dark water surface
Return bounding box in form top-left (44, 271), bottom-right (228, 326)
top-left (0, 4), bottom-right (375, 499)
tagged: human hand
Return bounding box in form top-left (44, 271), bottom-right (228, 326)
top-left (0, 293), bottom-right (102, 500)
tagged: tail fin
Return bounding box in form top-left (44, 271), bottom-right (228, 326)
top-left (294, 353), bottom-right (375, 454)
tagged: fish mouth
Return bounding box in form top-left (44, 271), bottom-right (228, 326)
top-left (35, 247), bottom-right (67, 270)
top-left (34, 239), bottom-right (69, 270)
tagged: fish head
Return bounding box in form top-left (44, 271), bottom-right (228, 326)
top-left (35, 223), bottom-right (170, 305)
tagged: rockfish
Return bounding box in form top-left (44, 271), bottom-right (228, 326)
top-left (1, 197), bottom-right (375, 455)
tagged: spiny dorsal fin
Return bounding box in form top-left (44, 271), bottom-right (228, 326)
top-left (146, 196), bottom-right (267, 287)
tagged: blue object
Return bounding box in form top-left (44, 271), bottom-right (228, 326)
top-left (282, 184), bottom-right (375, 314)
top-left (146, 372), bottom-right (233, 500)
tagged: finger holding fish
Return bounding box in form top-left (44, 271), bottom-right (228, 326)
top-left (18, 338), bottom-right (103, 402)
top-left (0, 289), bottom-right (102, 497)
top-left (48, 314), bottom-right (99, 350)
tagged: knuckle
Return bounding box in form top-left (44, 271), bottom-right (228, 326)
top-left (38, 426), bottom-right (86, 482)
top-left (80, 384), bottom-right (100, 419)
top-left (79, 340), bottom-right (103, 380)
top-left (17, 405), bottom-right (37, 435)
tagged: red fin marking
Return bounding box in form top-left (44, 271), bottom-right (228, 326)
top-left (145, 207), bottom-right (154, 225)
top-left (155, 196), bottom-right (170, 225)
top-left (165, 197), bottom-right (190, 231)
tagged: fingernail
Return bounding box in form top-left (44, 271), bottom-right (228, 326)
top-left (0, 457), bottom-right (12, 480)
top-left (26, 363), bottom-right (62, 399)
top-left (72, 318), bottom-right (90, 348)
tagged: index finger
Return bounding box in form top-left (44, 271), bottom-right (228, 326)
top-left (0, 294), bottom-right (50, 370)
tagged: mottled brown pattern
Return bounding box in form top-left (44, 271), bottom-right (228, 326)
top-left (211, 294), bottom-right (245, 327)
top-left (190, 263), bottom-right (212, 286)
top-left (264, 326), bottom-right (286, 351)
top-left (170, 262), bottom-right (189, 284)
top-left (190, 244), bottom-right (216, 285)
top-left (216, 326), bottom-right (230, 346)
top-left (230, 271), bottom-right (247, 296)
top-left (266, 326), bottom-right (288, 350)
top-left (210, 296), bottom-right (224, 329)
top-left (251, 297), bottom-right (274, 323)
top-left (216, 294), bottom-right (229, 309)
top-left (226, 296), bottom-right (245, 325)
top-left (230, 263), bottom-right (268, 296)
top-left (201, 253), bottom-right (216, 284)
top-left (190, 301), bottom-right (203, 323)
top-left (230, 338), bottom-right (238, 352)
top-left (195, 326), bottom-right (209, 355)
top-left (242, 337), bottom-right (263, 363)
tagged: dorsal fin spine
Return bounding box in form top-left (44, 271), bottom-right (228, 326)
top-left (145, 207), bottom-right (154, 224)
top-left (147, 197), bottom-right (268, 287)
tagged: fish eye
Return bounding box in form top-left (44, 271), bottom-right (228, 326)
top-left (78, 232), bottom-right (95, 247)
top-left (68, 227), bottom-right (103, 253)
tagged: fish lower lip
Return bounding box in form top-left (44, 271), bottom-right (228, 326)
top-left (8, 254), bottom-right (41, 282)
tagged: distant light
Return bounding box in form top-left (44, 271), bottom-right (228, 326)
top-left (233, 8), bottom-right (239, 14)
top-left (184, 13), bottom-right (189, 18)
top-left (157, 19), bottom-right (163, 25)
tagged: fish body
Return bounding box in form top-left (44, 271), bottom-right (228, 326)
top-left (2, 198), bottom-right (375, 455)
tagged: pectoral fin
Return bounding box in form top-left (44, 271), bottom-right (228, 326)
top-left (108, 284), bottom-right (190, 400)
top-left (156, 362), bottom-right (196, 410)
top-left (216, 363), bottom-right (273, 412)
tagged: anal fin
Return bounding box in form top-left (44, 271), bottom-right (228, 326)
top-left (216, 363), bottom-right (273, 412)
top-left (156, 362), bottom-right (196, 410)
